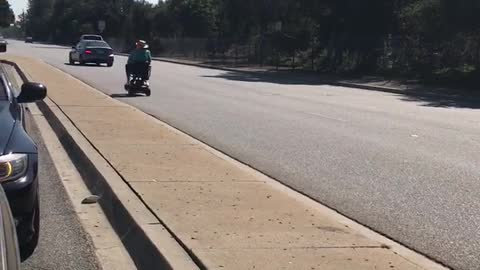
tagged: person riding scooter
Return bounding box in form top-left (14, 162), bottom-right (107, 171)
top-left (125, 40), bottom-right (152, 85)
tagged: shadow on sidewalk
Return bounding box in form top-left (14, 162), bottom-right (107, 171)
top-left (203, 71), bottom-right (480, 109)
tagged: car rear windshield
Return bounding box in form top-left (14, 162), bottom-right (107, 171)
top-left (85, 41), bottom-right (109, 48)
top-left (83, 35), bottom-right (102, 40)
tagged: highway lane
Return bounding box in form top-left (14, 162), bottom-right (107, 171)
top-left (7, 40), bottom-right (480, 270)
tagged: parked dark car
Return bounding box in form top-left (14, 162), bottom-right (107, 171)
top-left (24, 37), bottom-right (33, 44)
top-left (69, 40), bottom-right (114, 67)
top-left (0, 64), bottom-right (46, 261)
top-left (0, 37), bottom-right (6, 52)
top-left (0, 185), bottom-right (21, 270)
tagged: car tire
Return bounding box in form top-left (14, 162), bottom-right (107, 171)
top-left (19, 197), bottom-right (40, 261)
top-left (107, 61), bottom-right (113, 67)
top-left (69, 55), bottom-right (74, 65)
top-left (79, 56), bottom-right (85, 66)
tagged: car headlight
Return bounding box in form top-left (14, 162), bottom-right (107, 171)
top-left (0, 154), bottom-right (28, 182)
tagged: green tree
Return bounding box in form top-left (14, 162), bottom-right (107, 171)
top-left (0, 0), bottom-right (14, 27)
top-left (167, 0), bottom-right (218, 37)
top-left (398, 0), bottom-right (480, 72)
top-left (26, 0), bottom-right (53, 40)
top-left (21, 0), bottom-right (480, 76)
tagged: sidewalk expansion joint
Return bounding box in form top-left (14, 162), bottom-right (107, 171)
top-left (147, 222), bottom-right (162, 225)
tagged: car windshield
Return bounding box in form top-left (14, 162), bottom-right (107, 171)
top-left (84, 41), bottom-right (109, 48)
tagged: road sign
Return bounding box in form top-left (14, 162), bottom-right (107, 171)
top-left (98, 20), bottom-right (106, 33)
top-left (274, 21), bottom-right (282, 32)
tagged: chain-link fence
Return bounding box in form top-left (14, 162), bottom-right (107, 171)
top-left (133, 36), bottom-right (322, 71)
top-left (108, 34), bottom-right (480, 74)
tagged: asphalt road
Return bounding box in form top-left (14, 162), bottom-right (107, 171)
top-left (6, 40), bottom-right (480, 270)
top-left (22, 107), bottom-right (100, 269)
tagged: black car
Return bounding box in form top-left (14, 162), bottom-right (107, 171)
top-left (0, 37), bottom-right (6, 52)
top-left (0, 185), bottom-right (21, 270)
top-left (69, 40), bottom-right (114, 67)
top-left (24, 37), bottom-right (33, 44)
top-left (0, 63), bottom-right (46, 261)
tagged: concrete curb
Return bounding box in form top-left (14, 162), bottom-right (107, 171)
top-left (36, 100), bottom-right (175, 270)
top-left (1, 60), bottom-right (200, 270)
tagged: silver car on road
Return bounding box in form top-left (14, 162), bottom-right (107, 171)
top-left (69, 40), bottom-right (114, 67)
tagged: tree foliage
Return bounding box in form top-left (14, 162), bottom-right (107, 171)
top-left (0, 0), bottom-right (14, 28)
top-left (22, 0), bottom-right (480, 75)
top-left (25, 0), bottom-right (53, 38)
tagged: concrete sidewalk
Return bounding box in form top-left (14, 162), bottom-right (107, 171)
top-left (2, 55), bottom-right (447, 270)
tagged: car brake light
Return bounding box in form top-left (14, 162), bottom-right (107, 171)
top-left (85, 50), bottom-right (92, 54)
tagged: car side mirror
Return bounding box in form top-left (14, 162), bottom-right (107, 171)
top-left (0, 44), bottom-right (6, 53)
top-left (17, 82), bottom-right (47, 103)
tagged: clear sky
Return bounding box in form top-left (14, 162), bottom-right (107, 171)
top-left (9, 0), bottom-right (159, 17)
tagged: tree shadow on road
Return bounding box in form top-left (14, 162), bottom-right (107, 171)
top-left (202, 70), bottom-right (329, 85)
top-left (397, 89), bottom-right (480, 109)
top-left (202, 70), bottom-right (480, 109)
